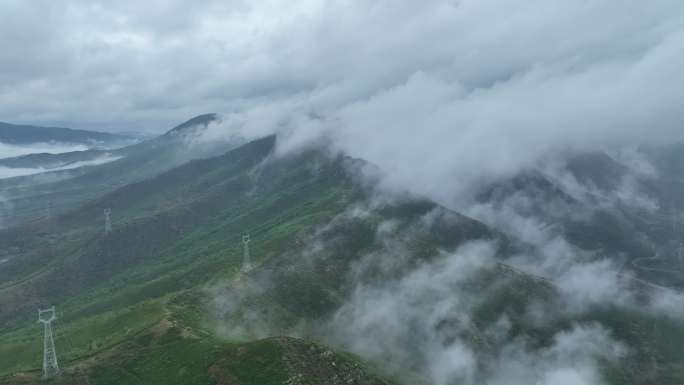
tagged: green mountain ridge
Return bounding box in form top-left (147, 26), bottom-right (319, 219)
top-left (0, 119), bottom-right (683, 384)
top-left (0, 130), bottom-right (504, 384)
top-left (0, 133), bottom-right (406, 385)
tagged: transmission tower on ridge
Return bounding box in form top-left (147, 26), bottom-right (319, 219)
top-left (46, 201), bottom-right (53, 222)
top-left (38, 307), bottom-right (60, 379)
top-left (241, 233), bottom-right (252, 272)
top-left (104, 208), bottom-right (112, 235)
top-left (673, 209), bottom-right (678, 234)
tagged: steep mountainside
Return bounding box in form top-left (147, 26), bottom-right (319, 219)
top-left (0, 132), bottom-right (503, 384)
top-left (0, 134), bottom-right (682, 385)
top-left (475, 150), bottom-right (684, 288)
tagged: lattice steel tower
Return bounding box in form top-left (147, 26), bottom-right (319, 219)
top-left (46, 201), bottom-right (53, 222)
top-left (673, 209), bottom-right (678, 234)
top-left (38, 307), bottom-right (60, 379)
top-left (104, 208), bottom-right (112, 234)
top-left (241, 233), bottom-right (252, 272)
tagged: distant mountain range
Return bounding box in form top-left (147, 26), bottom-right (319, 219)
top-left (0, 113), bottom-right (244, 227)
top-left (0, 121), bottom-right (132, 146)
top-left (0, 113), bottom-right (220, 171)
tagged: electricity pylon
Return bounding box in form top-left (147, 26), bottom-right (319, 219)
top-left (673, 209), bottom-right (678, 234)
top-left (46, 201), bottom-right (53, 222)
top-left (241, 233), bottom-right (252, 272)
top-left (104, 208), bottom-right (112, 234)
top-left (38, 307), bottom-right (60, 379)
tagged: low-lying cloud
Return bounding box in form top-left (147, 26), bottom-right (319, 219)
top-left (4, 1), bottom-right (684, 208)
top-left (0, 154), bottom-right (123, 179)
top-left (211, 197), bottom-right (682, 384)
top-left (323, 237), bottom-right (632, 385)
top-left (0, 141), bottom-right (89, 160)
top-left (178, 0), bottom-right (683, 208)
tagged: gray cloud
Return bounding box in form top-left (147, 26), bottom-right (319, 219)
top-left (2, 1), bottom-right (683, 143)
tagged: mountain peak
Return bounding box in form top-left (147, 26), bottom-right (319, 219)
top-left (164, 113), bottom-right (218, 137)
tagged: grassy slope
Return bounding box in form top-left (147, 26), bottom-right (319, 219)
top-left (2, 315), bottom-right (395, 385)
top-left (0, 135), bottom-right (379, 382)
top-left (0, 132), bottom-right (496, 384)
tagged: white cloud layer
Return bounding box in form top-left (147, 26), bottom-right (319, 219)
top-left (172, 0), bottom-right (684, 206)
top-left (327, 241), bottom-right (628, 385)
top-left (0, 154), bottom-right (123, 179)
top-left (0, 142), bottom-right (89, 160)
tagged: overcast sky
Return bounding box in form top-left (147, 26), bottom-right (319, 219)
top-left (2, 0), bottom-right (683, 135)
